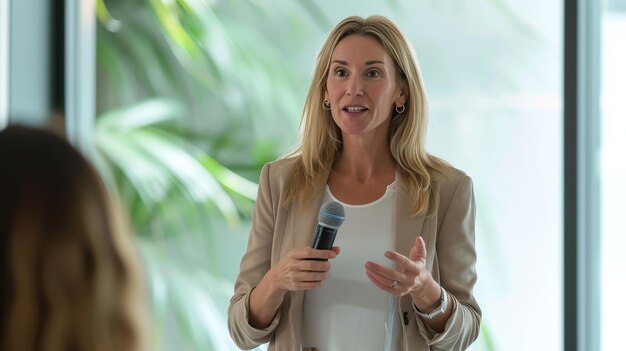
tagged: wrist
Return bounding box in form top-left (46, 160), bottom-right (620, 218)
top-left (412, 285), bottom-right (449, 320)
top-left (410, 277), bottom-right (440, 312)
top-left (249, 273), bottom-right (286, 329)
top-left (265, 269), bottom-right (288, 299)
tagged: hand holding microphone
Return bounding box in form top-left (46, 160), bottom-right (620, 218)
top-left (266, 201), bottom-right (345, 292)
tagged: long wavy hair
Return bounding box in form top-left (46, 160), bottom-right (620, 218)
top-left (284, 15), bottom-right (447, 216)
top-left (0, 125), bottom-right (147, 351)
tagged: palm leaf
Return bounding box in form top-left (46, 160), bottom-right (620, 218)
top-left (95, 99), bottom-right (256, 231)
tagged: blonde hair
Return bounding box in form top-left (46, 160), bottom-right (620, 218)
top-left (284, 15), bottom-right (447, 215)
top-left (0, 126), bottom-right (148, 351)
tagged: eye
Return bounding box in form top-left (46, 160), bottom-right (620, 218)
top-left (366, 69), bottom-right (382, 78)
top-left (334, 68), bottom-right (348, 78)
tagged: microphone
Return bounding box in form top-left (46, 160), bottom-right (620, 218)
top-left (310, 201), bottom-right (345, 260)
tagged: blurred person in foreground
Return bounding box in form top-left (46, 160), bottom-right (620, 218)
top-left (0, 125), bottom-right (148, 351)
top-left (228, 15), bottom-right (480, 351)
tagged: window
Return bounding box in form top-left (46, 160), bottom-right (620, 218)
top-left (0, 0), bottom-right (9, 128)
top-left (420, 1), bottom-right (563, 349)
top-left (95, 1), bottom-right (564, 349)
top-left (600, 1), bottom-right (626, 349)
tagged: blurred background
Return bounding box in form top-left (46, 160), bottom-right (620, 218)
top-left (1, 0), bottom-right (624, 350)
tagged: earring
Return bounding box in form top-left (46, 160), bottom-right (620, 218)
top-left (395, 104), bottom-right (405, 114)
top-left (323, 100), bottom-right (331, 110)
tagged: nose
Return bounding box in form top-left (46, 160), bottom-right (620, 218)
top-left (346, 76), bottom-right (363, 96)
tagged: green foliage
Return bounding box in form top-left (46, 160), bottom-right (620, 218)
top-left (94, 99), bottom-right (257, 232)
top-left (95, 0), bottom-right (326, 349)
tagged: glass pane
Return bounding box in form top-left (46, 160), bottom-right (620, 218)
top-left (96, 0), bottom-right (563, 349)
top-left (0, 0), bottom-right (7, 127)
top-left (600, 1), bottom-right (626, 350)
top-left (309, 2), bottom-right (564, 349)
top-left (412, 3), bottom-right (563, 350)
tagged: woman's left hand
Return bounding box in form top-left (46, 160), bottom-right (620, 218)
top-left (364, 235), bottom-right (434, 297)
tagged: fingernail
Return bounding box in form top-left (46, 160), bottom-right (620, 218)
top-left (330, 252), bottom-right (337, 258)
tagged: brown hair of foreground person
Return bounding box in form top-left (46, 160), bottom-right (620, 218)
top-left (0, 125), bottom-right (148, 351)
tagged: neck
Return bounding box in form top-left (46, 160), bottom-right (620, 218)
top-left (333, 136), bottom-right (395, 183)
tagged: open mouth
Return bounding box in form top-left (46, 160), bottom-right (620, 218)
top-left (343, 105), bottom-right (368, 113)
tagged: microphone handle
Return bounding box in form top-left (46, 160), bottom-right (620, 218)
top-left (310, 224), bottom-right (338, 261)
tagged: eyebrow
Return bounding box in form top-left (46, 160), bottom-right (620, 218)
top-left (331, 60), bottom-right (386, 66)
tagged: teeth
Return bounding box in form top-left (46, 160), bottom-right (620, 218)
top-left (345, 106), bottom-right (366, 112)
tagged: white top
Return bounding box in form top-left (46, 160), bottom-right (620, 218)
top-left (301, 182), bottom-right (401, 351)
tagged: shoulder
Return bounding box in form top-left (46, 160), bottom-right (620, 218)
top-left (263, 156), bottom-right (299, 183)
top-left (430, 160), bottom-right (473, 205)
top-left (258, 156), bottom-right (301, 194)
top-left (431, 162), bottom-right (471, 189)
top-left (266, 156), bottom-right (299, 176)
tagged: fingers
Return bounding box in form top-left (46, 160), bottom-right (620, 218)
top-left (276, 264), bottom-right (330, 290)
top-left (300, 270), bottom-right (329, 282)
top-left (292, 281), bottom-right (325, 290)
top-left (366, 267), bottom-right (398, 287)
top-left (383, 250), bottom-right (422, 275)
top-left (365, 269), bottom-right (401, 296)
top-left (384, 250), bottom-right (413, 267)
top-left (272, 247), bottom-right (339, 292)
top-left (272, 267), bottom-right (327, 291)
top-left (365, 239), bottom-right (430, 296)
top-left (368, 241), bottom-right (427, 277)
top-left (291, 247), bottom-right (339, 260)
top-left (287, 269), bottom-right (329, 284)
top-left (409, 236), bottom-right (427, 262)
top-left (365, 261), bottom-right (405, 282)
top-left (296, 259), bottom-right (331, 273)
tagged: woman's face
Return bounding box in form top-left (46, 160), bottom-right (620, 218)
top-left (325, 34), bottom-right (406, 140)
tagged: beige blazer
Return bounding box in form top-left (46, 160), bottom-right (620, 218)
top-left (228, 157), bottom-right (481, 350)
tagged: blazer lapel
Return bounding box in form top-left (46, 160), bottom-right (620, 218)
top-left (285, 168), bottom-right (329, 350)
top-left (290, 179), bottom-right (328, 250)
top-left (394, 175), bottom-right (426, 260)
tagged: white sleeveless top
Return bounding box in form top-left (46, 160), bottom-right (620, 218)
top-left (301, 182), bottom-right (401, 351)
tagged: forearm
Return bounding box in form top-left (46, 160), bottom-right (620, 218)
top-left (248, 271), bottom-right (287, 329)
top-left (407, 173), bottom-right (480, 348)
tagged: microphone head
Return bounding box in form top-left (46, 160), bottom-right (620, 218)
top-left (318, 201), bottom-right (345, 228)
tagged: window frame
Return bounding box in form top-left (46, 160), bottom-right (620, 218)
top-left (563, 0), bottom-right (601, 350)
top-left (2, 0), bottom-right (602, 348)
top-left (64, 0), bottom-right (95, 155)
